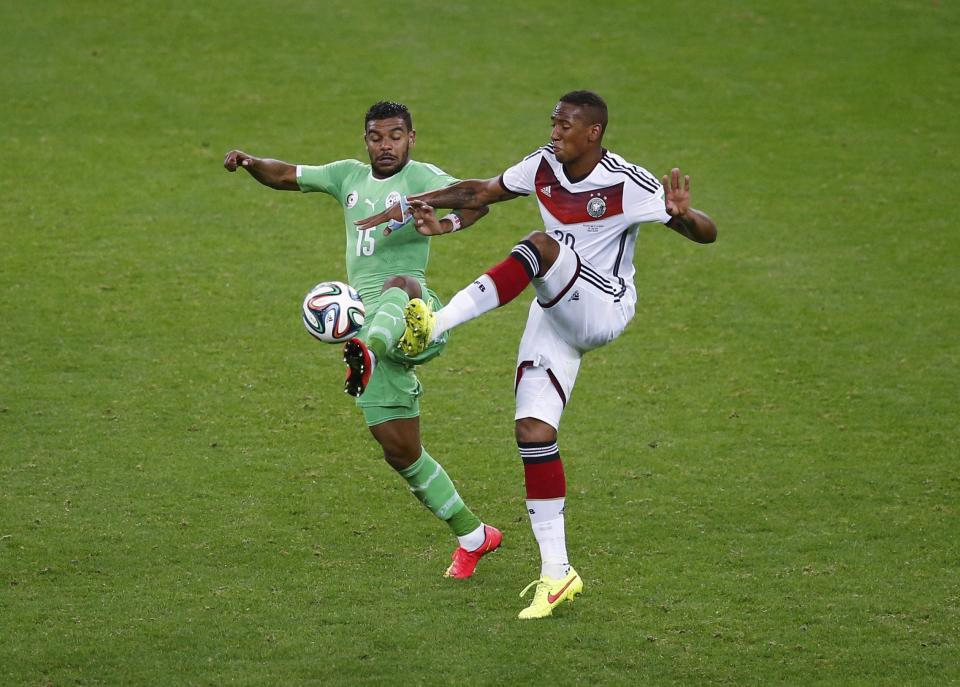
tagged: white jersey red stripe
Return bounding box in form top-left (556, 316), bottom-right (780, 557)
top-left (500, 147), bottom-right (670, 302)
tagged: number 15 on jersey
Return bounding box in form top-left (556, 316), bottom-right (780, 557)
top-left (356, 227), bottom-right (375, 256)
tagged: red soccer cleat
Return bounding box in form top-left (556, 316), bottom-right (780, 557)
top-left (444, 525), bottom-right (503, 579)
top-left (342, 337), bottom-right (374, 397)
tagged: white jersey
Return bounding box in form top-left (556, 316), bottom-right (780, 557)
top-left (500, 145), bottom-right (671, 301)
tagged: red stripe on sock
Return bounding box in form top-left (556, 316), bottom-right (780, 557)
top-left (486, 255), bottom-right (533, 306)
top-left (523, 459), bottom-right (566, 500)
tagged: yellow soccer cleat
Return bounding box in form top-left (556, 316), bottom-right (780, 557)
top-left (399, 298), bottom-right (436, 356)
top-left (517, 567), bottom-right (584, 620)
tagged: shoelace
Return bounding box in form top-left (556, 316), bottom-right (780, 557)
top-left (519, 578), bottom-right (547, 599)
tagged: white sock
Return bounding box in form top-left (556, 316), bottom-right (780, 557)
top-left (527, 498), bottom-right (569, 579)
top-left (433, 274), bottom-right (499, 341)
top-left (457, 523), bottom-right (486, 551)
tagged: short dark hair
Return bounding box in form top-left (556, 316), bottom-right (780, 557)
top-left (559, 90), bottom-right (608, 133)
top-left (364, 101), bottom-right (412, 131)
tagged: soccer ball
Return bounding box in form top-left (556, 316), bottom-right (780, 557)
top-left (301, 281), bottom-right (365, 344)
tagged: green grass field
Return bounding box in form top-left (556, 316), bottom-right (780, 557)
top-left (2, 1), bottom-right (958, 684)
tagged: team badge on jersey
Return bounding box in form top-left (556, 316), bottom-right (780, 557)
top-left (385, 191), bottom-right (402, 208)
top-left (345, 190), bottom-right (358, 208)
top-left (586, 195), bottom-right (607, 218)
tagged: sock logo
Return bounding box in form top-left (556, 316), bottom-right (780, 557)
top-left (474, 279), bottom-right (486, 292)
top-left (528, 508), bottom-right (536, 515)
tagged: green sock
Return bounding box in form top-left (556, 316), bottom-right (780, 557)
top-left (362, 287), bottom-right (408, 361)
top-left (399, 449), bottom-right (482, 537)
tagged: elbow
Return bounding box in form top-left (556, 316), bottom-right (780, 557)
top-left (697, 215), bottom-right (718, 244)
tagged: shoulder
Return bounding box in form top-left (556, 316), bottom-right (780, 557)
top-left (405, 159), bottom-right (459, 191)
top-left (300, 158), bottom-right (367, 175)
top-left (597, 150), bottom-right (661, 196)
top-left (338, 158), bottom-right (369, 174)
top-left (407, 159), bottom-right (453, 177)
top-left (521, 144), bottom-right (556, 163)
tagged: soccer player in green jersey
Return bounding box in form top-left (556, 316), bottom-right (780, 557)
top-left (223, 102), bottom-right (502, 579)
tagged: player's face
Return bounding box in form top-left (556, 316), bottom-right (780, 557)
top-left (364, 117), bottom-right (415, 178)
top-left (550, 102), bottom-right (601, 164)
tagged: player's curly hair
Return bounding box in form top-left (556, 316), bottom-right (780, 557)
top-left (559, 90), bottom-right (608, 134)
top-left (364, 101), bottom-right (413, 131)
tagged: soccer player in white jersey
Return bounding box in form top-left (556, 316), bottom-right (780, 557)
top-left (357, 90), bottom-right (717, 619)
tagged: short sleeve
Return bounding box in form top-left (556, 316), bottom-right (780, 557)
top-left (499, 149), bottom-right (543, 196)
top-left (627, 183), bottom-right (672, 225)
top-left (297, 159), bottom-right (364, 198)
top-left (415, 162), bottom-right (460, 193)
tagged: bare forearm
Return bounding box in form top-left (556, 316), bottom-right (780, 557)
top-left (244, 157), bottom-right (299, 191)
top-left (668, 208), bottom-right (717, 244)
top-left (411, 179), bottom-right (514, 209)
top-left (449, 205), bottom-right (489, 231)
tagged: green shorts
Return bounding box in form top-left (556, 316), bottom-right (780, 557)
top-left (357, 288), bottom-right (448, 427)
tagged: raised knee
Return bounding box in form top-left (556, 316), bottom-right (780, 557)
top-left (381, 275), bottom-right (422, 298)
top-left (515, 417), bottom-right (557, 444)
top-left (521, 232), bottom-right (560, 272)
top-left (523, 231), bottom-right (556, 252)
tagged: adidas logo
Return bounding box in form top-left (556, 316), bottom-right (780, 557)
top-left (539, 185), bottom-right (552, 197)
top-left (569, 291), bottom-right (580, 302)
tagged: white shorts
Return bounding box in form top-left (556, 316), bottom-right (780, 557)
top-left (514, 242), bottom-right (635, 429)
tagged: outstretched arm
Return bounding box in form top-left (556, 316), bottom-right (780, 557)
top-left (223, 150), bottom-right (300, 191)
top-left (392, 201), bottom-right (489, 236)
top-left (355, 177), bottom-right (516, 230)
top-left (662, 168), bottom-right (717, 244)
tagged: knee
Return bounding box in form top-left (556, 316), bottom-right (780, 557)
top-left (383, 451), bottom-right (417, 471)
top-left (381, 275), bottom-right (422, 299)
top-left (520, 232), bottom-right (560, 272)
top-left (515, 417), bottom-right (557, 444)
top-left (379, 439), bottom-right (421, 471)
top-left (523, 231), bottom-right (556, 252)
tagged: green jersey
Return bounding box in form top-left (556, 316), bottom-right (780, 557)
top-left (296, 159), bottom-right (458, 305)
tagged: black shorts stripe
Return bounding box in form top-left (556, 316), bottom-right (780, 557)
top-left (579, 275), bottom-right (625, 300)
top-left (580, 263), bottom-right (626, 298)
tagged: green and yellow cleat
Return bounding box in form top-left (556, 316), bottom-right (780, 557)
top-left (399, 298), bottom-right (436, 356)
top-left (517, 567), bottom-right (583, 620)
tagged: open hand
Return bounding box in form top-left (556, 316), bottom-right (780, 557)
top-left (407, 200), bottom-right (451, 236)
top-left (355, 203), bottom-right (404, 231)
top-left (662, 167), bottom-right (691, 217)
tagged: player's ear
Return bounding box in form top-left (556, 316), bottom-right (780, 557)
top-left (409, 129), bottom-right (416, 146)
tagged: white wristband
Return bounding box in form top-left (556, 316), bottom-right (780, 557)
top-left (442, 213), bottom-right (463, 232)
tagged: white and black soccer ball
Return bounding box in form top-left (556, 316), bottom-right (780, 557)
top-left (301, 281), bottom-right (365, 344)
